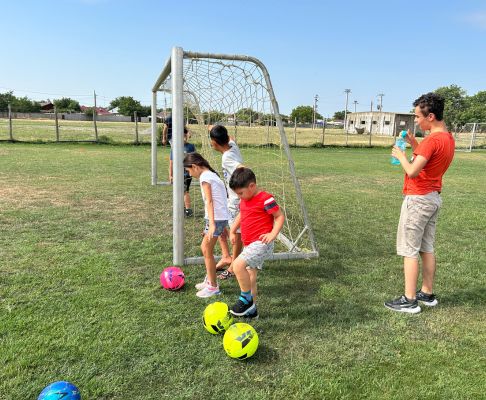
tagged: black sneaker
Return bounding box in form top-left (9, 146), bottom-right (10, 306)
top-left (230, 298), bottom-right (256, 317)
top-left (384, 295), bottom-right (421, 314)
top-left (244, 305), bottom-right (259, 320)
top-left (184, 208), bottom-right (193, 217)
top-left (416, 290), bottom-right (438, 307)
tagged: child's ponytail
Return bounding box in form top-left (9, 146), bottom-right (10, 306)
top-left (183, 152), bottom-right (219, 175)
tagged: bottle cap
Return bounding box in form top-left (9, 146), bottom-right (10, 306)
top-left (401, 130), bottom-right (407, 138)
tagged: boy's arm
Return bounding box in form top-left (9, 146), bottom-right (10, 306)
top-left (229, 212), bottom-right (241, 245)
top-left (201, 182), bottom-right (215, 239)
top-left (391, 147), bottom-right (428, 178)
top-left (162, 125), bottom-right (168, 145)
top-left (229, 212), bottom-right (241, 235)
top-left (169, 160), bottom-right (173, 183)
top-left (259, 209), bottom-right (285, 244)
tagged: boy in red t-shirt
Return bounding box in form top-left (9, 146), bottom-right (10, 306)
top-left (227, 167), bottom-right (285, 318)
top-left (385, 92), bottom-right (455, 314)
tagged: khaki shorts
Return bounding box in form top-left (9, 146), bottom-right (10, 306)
top-left (397, 192), bottom-right (442, 258)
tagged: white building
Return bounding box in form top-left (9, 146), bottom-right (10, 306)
top-left (346, 112), bottom-right (415, 136)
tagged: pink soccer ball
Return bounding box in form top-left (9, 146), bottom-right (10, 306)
top-left (160, 266), bottom-right (185, 291)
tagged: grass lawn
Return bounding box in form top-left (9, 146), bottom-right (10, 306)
top-left (0, 143), bottom-right (485, 399)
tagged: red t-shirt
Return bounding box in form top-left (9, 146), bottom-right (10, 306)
top-left (403, 132), bottom-right (455, 195)
top-left (240, 191), bottom-right (280, 246)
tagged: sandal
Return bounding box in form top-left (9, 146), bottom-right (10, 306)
top-left (217, 270), bottom-right (235, 280)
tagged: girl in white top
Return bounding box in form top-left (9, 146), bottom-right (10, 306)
top-left (183, 152), bottom-right (229, 298)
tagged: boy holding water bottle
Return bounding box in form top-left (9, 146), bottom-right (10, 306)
top-left (384, 93), bottom-right (455, 314)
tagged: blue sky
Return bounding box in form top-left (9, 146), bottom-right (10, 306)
top-left (1, 0), bottom-right (485, 116)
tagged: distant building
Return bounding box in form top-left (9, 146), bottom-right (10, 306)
top-left (80, 106), bottom-right (112, 115)
top-left (345, 112), bottom-right (415, 136)
top-left (40, 101), bottom-right (54, 113)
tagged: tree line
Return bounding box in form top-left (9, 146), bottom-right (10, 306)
top-left (1, 85), bottom-right (484, 128)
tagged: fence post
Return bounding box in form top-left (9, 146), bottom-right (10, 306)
top-left (55, 105), bottom-right (60, 142)
top-left (93, 90), bottom-right (98, 142)
top-left (134, 111), bottom-right (139, 144)
top-left (8, 103), bottom-right (13, 141)
top-left (294, 117), bottom-right (297, 146)
top-left (321, 118), bottom-right (326, 146)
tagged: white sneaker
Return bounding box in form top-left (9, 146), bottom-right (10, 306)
top-left (196, 285), bottom-right (221, 298)
top-left (195, 276), bottom-right (208, 290)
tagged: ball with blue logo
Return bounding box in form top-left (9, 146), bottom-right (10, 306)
top-left (38, 381), bottom-right (81, 400)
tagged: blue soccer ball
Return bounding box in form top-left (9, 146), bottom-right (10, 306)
top-left (38, 381), bottom-right (81, 400)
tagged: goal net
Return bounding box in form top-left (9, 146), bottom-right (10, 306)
top-left (151, 47), bottom-right (318, 265)
top-left (453, 123), bottom-right (486, 152)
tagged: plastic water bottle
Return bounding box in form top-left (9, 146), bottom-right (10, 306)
top-left (391, 130), bottom-right (407, 165)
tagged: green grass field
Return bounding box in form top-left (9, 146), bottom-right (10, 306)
top-left (0, 143), bottom-right (485, 399)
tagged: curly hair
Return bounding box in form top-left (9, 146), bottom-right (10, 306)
top-left (413, 92), bottom-right (445, 121)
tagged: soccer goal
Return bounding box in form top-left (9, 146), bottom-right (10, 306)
top-left (453, 123), bottom-right (486, 152)
top-left (151, 47), bottom-right (319, 266)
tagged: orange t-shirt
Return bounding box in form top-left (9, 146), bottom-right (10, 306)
top-left (403, 132), bottom-right (455, 195)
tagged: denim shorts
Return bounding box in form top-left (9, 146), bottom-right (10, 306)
top-left (204, 219), bottom-right (228, 237)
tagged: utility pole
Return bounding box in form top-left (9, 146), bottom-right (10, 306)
top-left (377, 93), bottom-right (384, 134)
top-left (93, 90), bottom-right (98, 142)
top-left (312, 94), bottom-right (319, 129)
top-left (353, 100), bottom-right (358, 113)
top-left (377, 93), bottom-right (384, 111)
top-left (344, 89), bottom-right (351, 134)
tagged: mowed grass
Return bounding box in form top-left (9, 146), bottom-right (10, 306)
top-left (0, 143), bottom-right (485, 399)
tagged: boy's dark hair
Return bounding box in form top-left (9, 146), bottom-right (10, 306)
top-left (209, 125), bottom-right (229, 146)
top-left (229, 167), bottom-right (256, 190)
top-left (413, 92), bottom-right (445, 121)
top-left (183, 152), bottom-right (218, 175)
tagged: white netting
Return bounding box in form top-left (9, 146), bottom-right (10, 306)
top-left (158, 53), bottom-right (317, 262)
top-left (453, 123), bottom-right (486, 152)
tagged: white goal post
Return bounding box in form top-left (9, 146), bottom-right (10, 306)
top-left (151, 47), bottom-right (319, 266)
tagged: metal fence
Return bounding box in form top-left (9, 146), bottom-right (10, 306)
top-left (0, 117), bottom-right (404, 147)
top-left (0, 113), bottom-right (151, 144)
top-left (1, 116), bottom-right (484, 149)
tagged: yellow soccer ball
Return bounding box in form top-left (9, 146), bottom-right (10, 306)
top-left (223, 322), bottom-right (259, 360)
top-left (203, 302), bottom-right (234, 335)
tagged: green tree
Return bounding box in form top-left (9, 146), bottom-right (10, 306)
top-left (0, 91), bottom-right (16, 112)
top-left (434, 85), bottom-right (467, 129)
top-left (53, 97), bottom-right (81, 113)
top-left (14, 96), bottom-right (41, 112)
top-left (460, 91), bottom-right (486, 124)
top-left (203, 110), bottom-right (226, 124)
top-left (333, 110), bottom-right (346, 120)
top-left (290, 106), bottom-right (322, 123)
top-left (236, 108), bottom-right (260, 124)
top-left (110, 96), bottom-right (146, 117)
top-left (0, 92), bottom-right (41, 112)
top-left (83, 107), bottom-right (95, 117)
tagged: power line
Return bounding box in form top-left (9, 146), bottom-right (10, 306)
top-left (0, 86), bottom-right (93, 97)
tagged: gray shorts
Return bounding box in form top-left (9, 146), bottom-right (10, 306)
top-left (397, 192), bottom-right (442, 258)
top-left (239, 240), bottom-right (274, 270)
top-left (204, 219), bottom-right (228, 237)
